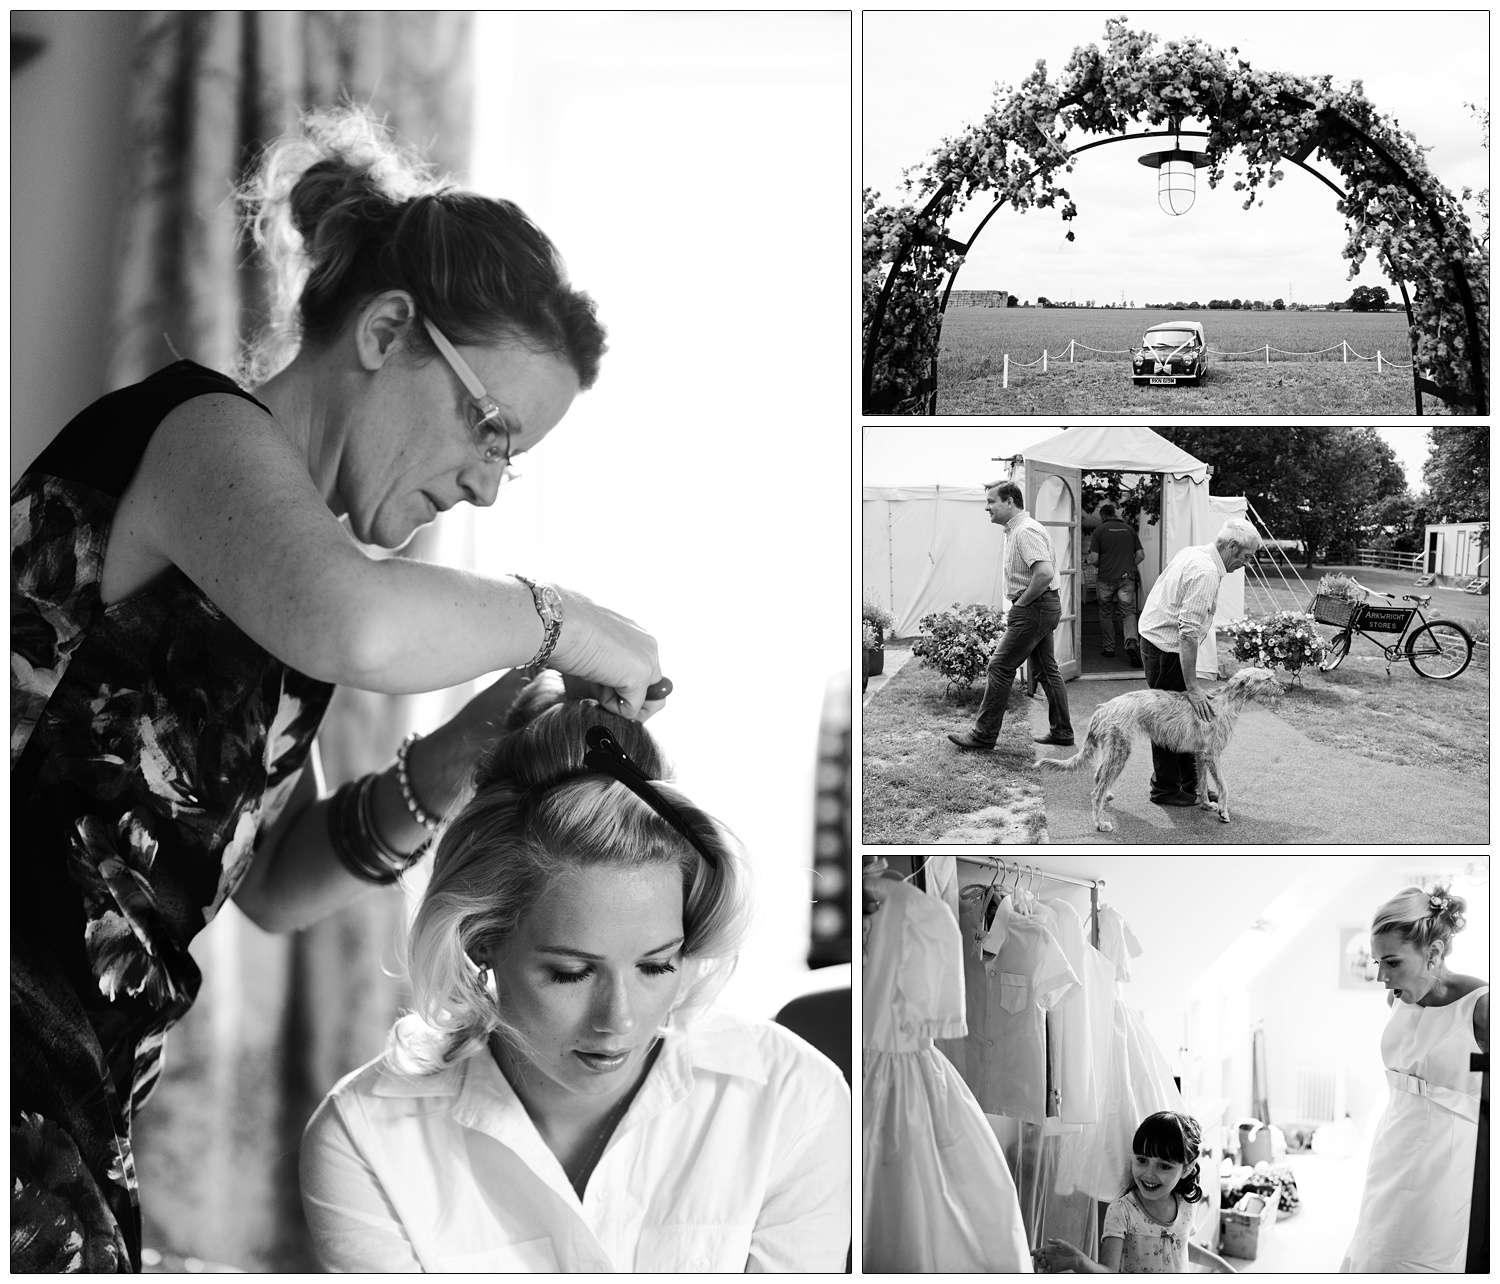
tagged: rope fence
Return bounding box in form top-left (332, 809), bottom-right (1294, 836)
top-left (996, 338), bottom-right (1413, 386)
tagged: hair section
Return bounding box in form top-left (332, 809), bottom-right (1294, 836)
top-left (1130, 1110), bottom-right (1205, 1204)
top-left (1370, 884), bottom-right (1468, 961)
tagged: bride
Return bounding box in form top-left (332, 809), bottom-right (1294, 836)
top-left (1341, 886), bottom-right (1487, 1272)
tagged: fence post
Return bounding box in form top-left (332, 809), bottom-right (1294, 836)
top-left (1003, 353), bottom-right (1009, 389)
top-left (1043, 349), bottom-right (1049, 373)
top-left (1069, 339), bottom-right (1075, 363)
top-left (1264, 344), bottom-right (1270, 366)
top-left (1376, 350), bottom-right (1383, 374)
top-left (1342, 340), bottom-right (1348, 364)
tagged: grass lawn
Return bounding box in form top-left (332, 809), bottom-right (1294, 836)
top-left (862, 653), bottom-right (1049, 845)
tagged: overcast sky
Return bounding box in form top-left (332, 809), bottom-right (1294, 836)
top-left (862, 426), bottom-right (1435, 493)
top-left (864, 11), bottom-right (1488, 306)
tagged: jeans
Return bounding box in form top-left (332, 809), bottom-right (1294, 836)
top-left (1095, 577), bottom-right (1138, 652)
top-left (1139, 636), bottom-right (1199, 798)
top-left (972, 590), bottom-right (1072, 744)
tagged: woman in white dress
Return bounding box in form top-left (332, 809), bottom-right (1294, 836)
top-left (299, 677), bottom-right (851, 1271)
top-left (1342, 885), bottom-right (1488, 1272)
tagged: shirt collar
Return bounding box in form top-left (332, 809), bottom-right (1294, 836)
top-left (1004, 509), bottom-right (1028, 535)
top-left (1207, 543), bottom-right (1227, 577)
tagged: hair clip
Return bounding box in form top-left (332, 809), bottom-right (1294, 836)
top-left (582, 725), bottom-right (717, 868)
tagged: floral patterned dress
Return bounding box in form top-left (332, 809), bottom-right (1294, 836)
top-left (11, 362), bottom-right (335, 1272)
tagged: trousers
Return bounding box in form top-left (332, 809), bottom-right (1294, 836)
top-left (1139, 636), bottom-right (1198, 797)
top-left (1094, 578), bottom-right (1138, 652)
top-left (972, 590), bottom-right (1072, 744)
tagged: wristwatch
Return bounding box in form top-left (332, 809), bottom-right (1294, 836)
top-left (514, 575), bottom-right (564, 676)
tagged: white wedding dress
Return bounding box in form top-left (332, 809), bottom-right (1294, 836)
top-left (1341, 985), bottom-right (1486, 1271)
top-left (862, 879), bottom-right (1032, 1272)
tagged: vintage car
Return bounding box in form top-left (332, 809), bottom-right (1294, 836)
top-left (1131, 319), bottom-right (1207, 385)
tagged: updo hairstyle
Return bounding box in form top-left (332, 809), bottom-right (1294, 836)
top-left (239, 107), bottom-right (606, 387)
top-left (1370, 884), bottom-right (1468, 962)
top-left (1130, 1111), bottom-right (1206, 1204)
top-left (390, 673), bottom-right (751, 1074)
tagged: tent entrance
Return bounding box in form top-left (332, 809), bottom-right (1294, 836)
top-left (1024, 460), bottom-right (1081, 680)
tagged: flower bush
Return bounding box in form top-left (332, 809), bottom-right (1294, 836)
top-left (861, 593), bottom-right (896, 634)
top-left (864, 18), bottom-right (1487, 415)
top-left (861, 620), bottom-right (879, 651)
top-left (911, 603), bottom-right (1005, 692)
top-left (1222, 611), bottom-right (1330, 685)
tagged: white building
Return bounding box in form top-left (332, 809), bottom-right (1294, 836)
top-left (1422, 521), bottom-right (1488, 584)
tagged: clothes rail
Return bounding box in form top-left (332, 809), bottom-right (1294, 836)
top-left (943, 856), bottom-right (1104, 949)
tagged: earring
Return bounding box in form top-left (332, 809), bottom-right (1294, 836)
top-left (476, 963), bottom-right (492, 992)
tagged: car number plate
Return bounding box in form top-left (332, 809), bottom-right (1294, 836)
top-left (1149, 376), bottom-right (1177, 385)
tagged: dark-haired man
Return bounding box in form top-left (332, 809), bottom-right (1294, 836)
top-left (1087, 502), bottom-right (1145, 667)
top-left (948, 482), bottom-right (1074, 751)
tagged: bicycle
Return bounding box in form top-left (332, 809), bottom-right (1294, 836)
top-left (1312, 580), bottom-right (1474, 679)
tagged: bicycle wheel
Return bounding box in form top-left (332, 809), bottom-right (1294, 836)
top-left (1320, 631), bottom-right (1352, 672)
top-left (1406, 621), bottom-right (1473, 679)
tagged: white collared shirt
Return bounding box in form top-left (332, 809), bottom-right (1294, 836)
top-left (1004, 510), bottom-right (1062, 599)
top-left (1137, 542), bottom-right (1227, 652)
top-left (299, 1011), bottom-right (851, 1273)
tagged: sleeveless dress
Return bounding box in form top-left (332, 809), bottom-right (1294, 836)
top-left (1341, 984), bottom-right (1487, 1271)
top-left (861, 878), bottom-right (1032, 1271)
top-left (11, 362), bottom-right (335, 1272)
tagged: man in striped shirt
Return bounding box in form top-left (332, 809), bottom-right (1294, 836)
top-left (949, 481), bottom-right (1074, 751)
top-left (1135, 518), bottom-right (1262, 805)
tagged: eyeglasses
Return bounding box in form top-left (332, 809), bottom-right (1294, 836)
top-left (421, 318), bottom-right (517, 475)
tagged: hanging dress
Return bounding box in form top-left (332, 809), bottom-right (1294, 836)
top-left (1341, 985), bottom-right (1487, 1272)
top-left (862, 879), bottom-right (1032, 1272)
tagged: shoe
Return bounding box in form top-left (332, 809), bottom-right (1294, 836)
top-left (1127, 646), bottom-right (1142, 669)
top-left (1101, 649), bottom-right (1116, 658)
top-left (947, 731), bottom-right (995, 751)
top-left (1150, 791), bottom-right (1199, 807)
top-left (1033, 732), bottom-right (1076, 747)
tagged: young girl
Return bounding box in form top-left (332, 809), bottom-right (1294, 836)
top-left (1034, 1111), bottom-right (1235, 1273)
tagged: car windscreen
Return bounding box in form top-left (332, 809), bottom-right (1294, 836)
top-left (1142, 329), bottom-right (1199, 347)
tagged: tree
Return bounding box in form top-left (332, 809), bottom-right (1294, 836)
top-left (1423, 426), bottom-right (1489, 522)
top-left (1346, 285), bottom-right (1390, 312)
top-left (1272, 298), bottom-right (1286, 310)
top-left (1006, 293), bottom-right (1019, 307)
top-left (1037, 295), bottom-right (1052, 307)
top-left (1152, 427), bottom-right (1406, 567)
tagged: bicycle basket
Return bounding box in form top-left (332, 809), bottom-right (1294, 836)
top-left (1360, 605), bottom-right (1415, 634)
top-left (1312, 594), bottom-right (1359, 628)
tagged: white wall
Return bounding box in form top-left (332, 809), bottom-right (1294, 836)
top-left (12, 12), bottom-right (139, 476)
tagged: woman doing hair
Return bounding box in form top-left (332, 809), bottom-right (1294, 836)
top-left (1371, 884), bottom-right (1468, 962)
top-left (240, 107), bottom-right (606, 386)
top-left (393, 673), bottom-right (750, 1074)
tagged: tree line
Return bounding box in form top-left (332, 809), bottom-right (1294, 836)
top-left (1082, 427), bottom-right (1487, 568)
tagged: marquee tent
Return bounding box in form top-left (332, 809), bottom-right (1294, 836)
top-left (864, 427), bottom-right (1247, 679)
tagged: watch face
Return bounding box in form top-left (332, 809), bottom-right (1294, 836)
top-left (539, 584), bottom-right (564, 622)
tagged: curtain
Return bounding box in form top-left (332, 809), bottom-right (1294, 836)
top-left (110, 13), bottom-right (474, 1271)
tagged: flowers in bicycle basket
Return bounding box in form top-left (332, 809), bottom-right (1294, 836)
top-left (1315, 573), bottom-right (1369, 603)
top-left (1222, 611), bottom-right (1330, 686)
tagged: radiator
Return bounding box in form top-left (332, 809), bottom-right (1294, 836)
top-left (1296, 1065), bottom-right (1346, 1122)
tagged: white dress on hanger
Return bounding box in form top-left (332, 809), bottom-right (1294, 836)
top-left (1341, 985), bottom-right (1487, 1272)
top-left (862, 879), bottom-right (1032, 1272)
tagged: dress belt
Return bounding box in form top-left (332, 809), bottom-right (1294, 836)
top-left (1386, 1069), bottom-right (1481, 1123)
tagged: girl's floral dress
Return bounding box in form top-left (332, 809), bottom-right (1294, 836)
top-left (11, 362), bottom-right (334, 1271)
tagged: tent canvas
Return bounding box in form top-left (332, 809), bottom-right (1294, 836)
top-left (862, 486), bottom-right (1007, 636)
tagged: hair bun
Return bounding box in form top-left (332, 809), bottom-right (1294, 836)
top-left (1427, 886), bottom-right (1467, 932)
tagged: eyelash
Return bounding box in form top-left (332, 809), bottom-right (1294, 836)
top-left (549, 961), bottom-right (678, 985)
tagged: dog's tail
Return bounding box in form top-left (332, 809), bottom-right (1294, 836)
top-left (1034, 725), bottom-right (1098, 774)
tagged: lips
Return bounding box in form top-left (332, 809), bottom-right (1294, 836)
top-left (575, 1048), bottom-right (630, 1072)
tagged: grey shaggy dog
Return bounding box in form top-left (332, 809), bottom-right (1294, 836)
top-left (1035, 667), bottom-right (1284, 831)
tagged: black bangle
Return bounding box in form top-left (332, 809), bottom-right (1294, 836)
top-left (328, 775), bottom-right (425, 885)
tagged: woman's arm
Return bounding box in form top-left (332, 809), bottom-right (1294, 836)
top-left (1034, 1235), bottom-right (1120, 1272)
top-left (111, 394), bottom-right (659, 708)
top-left (1476, 989), bottom-right (1489, 1054)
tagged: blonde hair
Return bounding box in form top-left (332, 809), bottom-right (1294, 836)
top-left (1370, 884), bottom-right (1468, 962)
top-left (389, 674), bottom-right (750, 1074)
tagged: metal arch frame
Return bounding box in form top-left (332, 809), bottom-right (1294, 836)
top-left (864, 107), bottom-right (1484, 416)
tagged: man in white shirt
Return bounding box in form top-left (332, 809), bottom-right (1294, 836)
top-left (949, 481), bottom-right (1074, 751)
top-left (1135, 518), bottom-right (1262, 805)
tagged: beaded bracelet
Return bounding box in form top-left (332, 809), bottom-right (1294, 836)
top-left (396, 733), bottom-right (442, 833)
top-left (329, 774), bottom-right (425, 885)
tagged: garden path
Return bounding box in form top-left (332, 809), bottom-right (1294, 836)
top-left (1030, 679), bottom-right (1488, 845)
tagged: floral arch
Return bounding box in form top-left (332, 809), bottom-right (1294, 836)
top-left (862, 20), bottom-right (1488, 415)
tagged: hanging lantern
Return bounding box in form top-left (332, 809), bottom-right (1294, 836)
top-left (1138, 118), bottom-right (1210, 216)
top-left (1137, 146), bottom-right (1212, 215)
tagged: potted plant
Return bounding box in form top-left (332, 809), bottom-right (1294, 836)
top-left (861, 594), bottom-right (896, 676)
top-left (861, 620), bottom-right (877, 691)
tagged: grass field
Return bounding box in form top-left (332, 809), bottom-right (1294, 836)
top-left (936, 307), bottom-right (1428, 415)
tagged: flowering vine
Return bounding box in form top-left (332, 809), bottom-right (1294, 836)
top-left (864, 18), bottom-right (1488, 414)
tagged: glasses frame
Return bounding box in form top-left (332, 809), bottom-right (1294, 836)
top-left (421, 318), bottom-right (514, 469)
